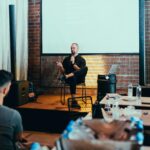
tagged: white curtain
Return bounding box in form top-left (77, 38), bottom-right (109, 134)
top-left (0, 0), bottom-right (28, 80)
top-left (0, 0), bottom-right (11, 71)
top-left (15, 0), bottom-right (28, 80)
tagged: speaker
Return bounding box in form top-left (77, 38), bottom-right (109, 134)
top-left (92, 101), bottom-right (103, 118)
top-left (9, 5), bottom-right (16, 80)
top-left (97, 74), bottom-right (116, 101)
top-left (97, 78), bottom-right (109, 101)
top-left (4, 80), bottom-right (29, 107)
top-left (133, 86), bottom-right (150, 97)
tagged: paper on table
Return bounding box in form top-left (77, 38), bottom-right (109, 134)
top-left (122, 97), bottom-right (137, 101)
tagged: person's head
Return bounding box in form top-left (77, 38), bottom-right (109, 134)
top-left (0, 70), bottom-right (13, 96)
top-left (71, 43), bottom-right (79, 55)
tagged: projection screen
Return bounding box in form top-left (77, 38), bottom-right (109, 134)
top-left (42, 0), bottom-right (140, 54)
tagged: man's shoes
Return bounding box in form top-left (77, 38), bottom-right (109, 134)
top-left (59, 74), bottom-right (66, 81)
top-left (71, 100), bottom-right (81, 109)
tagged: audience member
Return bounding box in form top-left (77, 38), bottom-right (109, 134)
top-left (0, 70), bottom-right (24, 150)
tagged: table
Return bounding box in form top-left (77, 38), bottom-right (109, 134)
top-left (84, 109), bottom-right (150, 127)
top-left (100, 95), bottom-right (150, 109)
top-left (84, 109), bottom-right (150, 146)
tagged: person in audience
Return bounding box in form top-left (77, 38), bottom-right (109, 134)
top-left (56, 43), bottom-right (88, 108)
top-left (0, 70), bottom-right (25, 149)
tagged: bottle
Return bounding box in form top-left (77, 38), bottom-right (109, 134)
top-left (130, 116), bottom-right (138, 128)
top-left (136, 85), bottom-right (142, 100)
top-left (112, 100), bottom-right (120, 120)
top-left (41, 146), bottom-right (49, 150)
top-left (68, 118), bottom-right (94, 140)
top-left (61, 120), bottom-right (75, 139)
top-left (104, 100), bottom-right (111, 112)
top-left (136, 132), bottom-right (144, 145)
top-left (128, 83), bottom-right (133, 98)
top-left (136, 120), bottom-right (144, 145)
top-left (136, 120), bottom-right (144, 132)
top-left (128, 117), bottom-right (144, 146)
top-left (30, 142), bottom-right (41, 150)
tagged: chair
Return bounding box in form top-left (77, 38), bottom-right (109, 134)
top-left (60, 66), bottom-right (88, 105)
top-left (67, 96), bottom-right (93, 112)
top-left (66, 96), bottom-right (92, 121)
top-left (60, 81), bottom-right (87, 105)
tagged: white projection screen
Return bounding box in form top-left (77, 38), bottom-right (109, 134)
top-left (42, 0), bottom-right (140, 54)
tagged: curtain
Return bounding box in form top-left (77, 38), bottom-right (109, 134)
top-left (0, 0), bottom-right (11, 71)
top-left (0, 0), bottom-right (28, 80)
top-left (15, 0), bottom-right (28, 80)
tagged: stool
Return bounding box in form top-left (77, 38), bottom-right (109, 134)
top-left (67, 96), bottom-right (93, 112)
top-left (60, 82), bottom-right (86, 105)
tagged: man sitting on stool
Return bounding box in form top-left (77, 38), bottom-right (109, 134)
top-left (56, 43), bottom-right (88, 108)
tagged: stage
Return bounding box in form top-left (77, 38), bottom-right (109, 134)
top-left (18, 94), bottom-right (96, 112)
top-left (16, 94), bottom-right (96, 148)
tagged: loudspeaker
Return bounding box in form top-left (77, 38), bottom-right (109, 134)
top-left (92, 101), bottom-right (103, 118)
top-left (9, 5), bottom-right (16, 80)
top-left (97, 78), bottom-right (109, 101)
top-left (4, 80), bottom-right (29, 107)
top-left (133, 86), bottom-right (150, 97)
top-left (97, 74), bottom-right (116, 101)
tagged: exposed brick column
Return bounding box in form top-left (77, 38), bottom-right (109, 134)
top-left (28, 0), bottom-right (41, 87)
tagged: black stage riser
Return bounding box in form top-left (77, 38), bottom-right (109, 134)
top-left (17, 108), bottom-right (87, 133)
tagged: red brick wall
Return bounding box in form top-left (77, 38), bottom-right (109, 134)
top-left (40, 55), bottom-right (139, 90)
top-left (28, 0), bottom-right (147, 91)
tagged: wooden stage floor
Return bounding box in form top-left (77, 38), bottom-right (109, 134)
top-left (18, 94), bottom-right (97, 112)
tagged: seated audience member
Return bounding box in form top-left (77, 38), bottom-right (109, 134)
top-left (0, 70), bottom-right (24, 150)
top-left (56, 43), bottom-right (88, 108)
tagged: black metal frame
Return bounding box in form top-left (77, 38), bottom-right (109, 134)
top-left (67, 96), bottom-right (93, 112)
top-left (60, 82), bottom-right (86, 105)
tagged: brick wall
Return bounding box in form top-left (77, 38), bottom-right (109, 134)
top-left (28, 0), bottom-right (41, 86)
top-left (40, 55), bottom-right (139, 91)
top-left (28, 0), bottom-right (149, 91)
